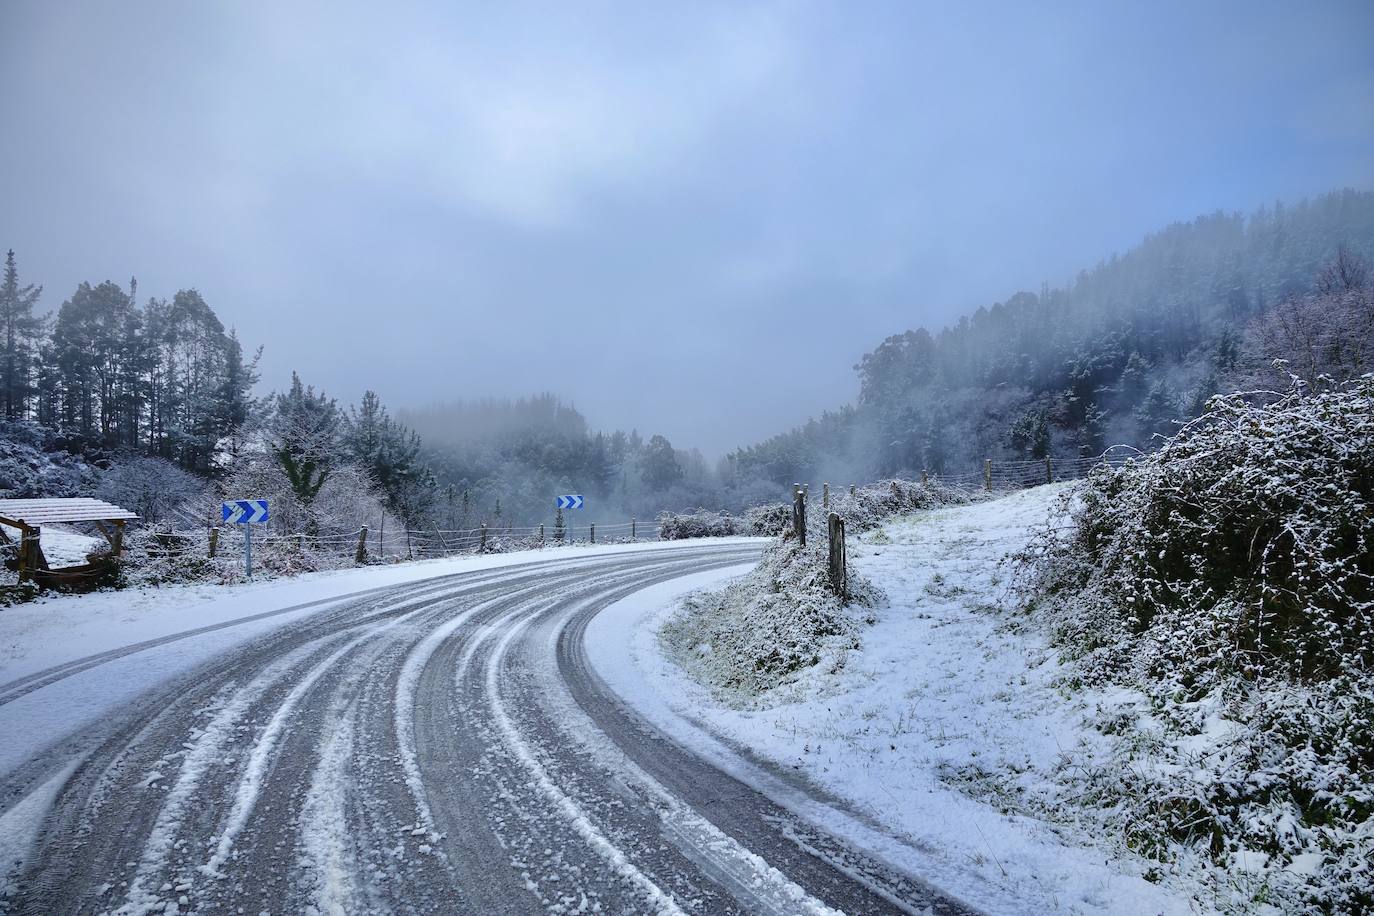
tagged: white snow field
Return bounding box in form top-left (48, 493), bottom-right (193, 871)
top-left (590, 485), bottom-right (1198, 915)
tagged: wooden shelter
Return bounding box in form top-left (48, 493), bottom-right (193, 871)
top-left (0, 498), bottom-right (139, 587)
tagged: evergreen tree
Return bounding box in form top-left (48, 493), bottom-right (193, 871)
top-left (640, 434), bottom-right (682, 490)
top-left (0, 250), bottom-right (43, 420)
top-left (272, 373), bottom-right (341, 522)
top-left (344, 389), bottom-right (427, 519)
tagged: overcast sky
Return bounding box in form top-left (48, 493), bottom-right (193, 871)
top-left (3, 1), bottom-right (1372, 455)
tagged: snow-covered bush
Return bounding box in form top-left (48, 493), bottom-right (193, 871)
top-left (96, 456), bottom-right (208, 525)
top-left (1023, 378), bottom-right (1373, 688)
top-left (825, 478), bottom-right (974, 533)
top-left (662, 478), bottom-right (968, 703)
top-left (0, 433), bottom-right (100, 498)
top-left (657, 509), bottom-right (737, 540)
top-left (743, 503), bottom-right (790, 536)
top-left (1019, 377), bottom-right (1374, 912)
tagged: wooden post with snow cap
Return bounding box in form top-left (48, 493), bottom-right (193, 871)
top-left (827, 512), bottom-right (846, 600)
top-left (984, 459), bottom-right (993, 491)
top-left (792, 485), bottom-right (807, 548)
top-left (479, 523), bottom-right (487, 552)
top-left (355, 526), bottom-right (368, 565)
top-left (208, 526), bottom-right (220, 558)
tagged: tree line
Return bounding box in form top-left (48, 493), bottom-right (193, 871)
top-left (0, 259), bottom-right (258, 473)
top-left (726, 189), bottom-right (1374, 488)
top-left (0, 256), bottom-right (729, 532)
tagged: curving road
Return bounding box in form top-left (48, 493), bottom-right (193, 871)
top-left (3, 543), bottom-right (977, 915)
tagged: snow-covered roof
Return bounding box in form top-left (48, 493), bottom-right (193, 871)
top-left (0, 498), bottom-right (139, 528)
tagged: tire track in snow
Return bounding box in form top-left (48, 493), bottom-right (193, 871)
top-left (8, 542), bottom-right (981, 916)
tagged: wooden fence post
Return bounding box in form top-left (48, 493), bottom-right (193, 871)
top-left (1045, 455), bottom-right (1053, 485)
top-left (208, 526), bottom-right (220, 558)
top-left (17, 525), bottom-right (33, 583)
top-left (590, 523), bottom-right (596, 544)
top-left (355, 526), bottom-right (368, 564)
top-left (822, 482), bottom-right (830, 509)
top-left (827, 512), bottom-right (846, 600)
top-left (540, 523), bottom-right (545, 545)
top-left (921, 470), bottom-right (928, 485)
top-left (984, 459), bottom-right (993, 491)
top-left (792, 486), bottom-right (807, 548)
top-left (849, 484), bottom-right (856, 497)
top-left (479, 523), bottom-right (487, 552)
top-left (631, 518), bottom-right (637, 539)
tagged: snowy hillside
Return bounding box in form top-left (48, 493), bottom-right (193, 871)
top-left (604, 485), bottom-right (1195, 914)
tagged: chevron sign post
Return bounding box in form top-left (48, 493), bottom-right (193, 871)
top-left (222, 499), bottom-right (270, 524)
top-left (555, 495), bottom-right (585, 510)
top-left (221, 499), bottom-right (269, 578)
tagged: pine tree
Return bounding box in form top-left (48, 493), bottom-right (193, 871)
top-left (640, 434), bottom-right (682, 490)
top-left (0, 250), bottom-right (43, 420)
top-left (273, 373), bottom-right (341, 523)
top-left (344, 389), bottom-right (428, 520)
top-left (217, 329), bottom-right (261, 462)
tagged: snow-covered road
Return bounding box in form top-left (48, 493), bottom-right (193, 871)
top-left (1, 542), bottom-right (979, 915)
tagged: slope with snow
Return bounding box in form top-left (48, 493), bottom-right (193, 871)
top-left (592, 485), bottom-right (1197, 915)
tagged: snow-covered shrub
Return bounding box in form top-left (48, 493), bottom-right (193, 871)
top-left (1023, 378), bottom-right (1373, 688)
top-left (96, 456), bottom-right (208, 525)
top-left (657, 509), bottom-right (737, 540)
top-left (660, 535), bottom-right (875, 701)
top-left (662, 478), bottom-right (967, 703)
top-left (743, 503), bottom-right (790, 536)
top-left (0, 434), bottom-right (100, 498)
top-left (1019, 378), bottom-right (1374, 912)
top-left (825, 478), bottom-right (974, 533)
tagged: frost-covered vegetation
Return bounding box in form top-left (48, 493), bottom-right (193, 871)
top-left (662, 479), bottom-right (970, 702)
top-left (656, 509), bottom-right (738, 540)
top-left (1019, 377), bottom-right (1373, 913)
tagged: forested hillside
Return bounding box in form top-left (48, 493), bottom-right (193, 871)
top-left (0, 253), bottom-right (728, 530)
top-left (727, 189), bottom-right (1374, 488)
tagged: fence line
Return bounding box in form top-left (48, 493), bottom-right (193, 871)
top-left (138, 513), bottom-right (669, 570)
top-left (921, 447), bottom-right (1140, 493)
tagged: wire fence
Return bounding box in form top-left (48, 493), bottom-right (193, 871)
top-left (921, 446), bottom-right (1141, 492)
top-left (132, 516), bottom-right (672, 570)
top-left (16, 449), bottom-right (1142, 585)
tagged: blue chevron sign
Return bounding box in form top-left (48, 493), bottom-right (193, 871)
top-left (222, 499), bottom-right (270, 524)
top-left (555, 495), bottom-right (585, 510)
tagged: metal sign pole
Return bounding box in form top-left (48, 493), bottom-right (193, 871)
top-left (245, 524), bottom-right (253, 579)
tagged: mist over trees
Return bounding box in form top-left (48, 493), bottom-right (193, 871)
top-left (727, 189), bottom-right (1374, 489)
top-left (399, 395), bottom-right (722, 527)
top-left (2, 188), bottom-right (1371, 534)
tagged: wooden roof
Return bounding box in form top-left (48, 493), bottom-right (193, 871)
top-left (0, 498), bottom-right (139, 527)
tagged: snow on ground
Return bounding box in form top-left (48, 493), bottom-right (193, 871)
top-left (32, 525), bottom-right (102, 567)
top-left (0, 537), bottom-right (762, 783)
top-left (589, 485), bottom-right (1196, 915)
